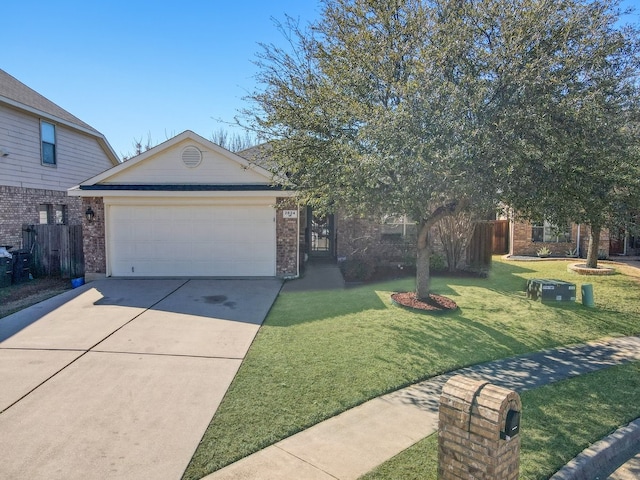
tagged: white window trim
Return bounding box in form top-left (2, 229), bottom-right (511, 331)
top-left (40, 120), bottom-right (57, 166)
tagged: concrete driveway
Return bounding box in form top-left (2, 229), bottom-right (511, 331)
top-left (0, 278), bottom-right (282, 480)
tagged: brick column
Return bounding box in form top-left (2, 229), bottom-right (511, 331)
top-left (275, 198), bottom-right (299, 277)
top-left (438, 375), bottom-right (522, 480)
top-left (82, 197), bottom-right (106, 281)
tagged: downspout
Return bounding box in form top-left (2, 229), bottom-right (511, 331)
top-left (509, 210), bottom-right (515, 256)
top-left (296, 203), bottom-right (301, 278)
top-left (576, 225), bottom-right (581, 257)
top-left (623, 229), bottom-right (628, 256)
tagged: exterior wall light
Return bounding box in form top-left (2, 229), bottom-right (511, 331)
top-left (85, 206), bottom-right (95, 222)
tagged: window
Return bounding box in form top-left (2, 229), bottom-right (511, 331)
top-left (41, 121), bottom-right (56, 165)
top-left (39, 204), bottom-right (52, 224)
top-left (381, 215), bottom-right (416, 241)
top-left (532, 221), bottom-right (571, 243)
top-left (39, 204), bottom-right (67, 225)
top-left (54, 205), bottom-right (67, 225)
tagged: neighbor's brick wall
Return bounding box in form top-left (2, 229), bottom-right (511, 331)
top-left (511, 221), bottom-right (609, 257)
top-left (276, 198), bottom-right (299, 277)
top-left (0, 186), bottom-right (82, 248)
top-left (82, 197), bottom-right (106, 277)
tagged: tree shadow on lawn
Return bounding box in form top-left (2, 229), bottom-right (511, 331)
top-left (267, 260), bottom-right (608, 328)
top-left (380, 310), bottom-right (537, 376)
top-left (379, 325), bottom-right (638, 416)
top-left (266, 285), bottom-right (391, 326)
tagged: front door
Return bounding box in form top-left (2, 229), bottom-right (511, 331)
top-left (308, 210), bottom-right (334, 257)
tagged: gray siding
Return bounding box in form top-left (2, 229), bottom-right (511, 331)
top-left (0, 105), bottom-right (114, 191)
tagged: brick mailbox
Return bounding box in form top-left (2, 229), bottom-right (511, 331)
top-left (438, 375), bottom-right (522, 480)
top-left (527, 279), bottom-right (576, 303)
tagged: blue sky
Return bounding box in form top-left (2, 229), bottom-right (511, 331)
top-left (2, 1), bottom-right (321, 157)
top-left (2, 1), bottom-right (639, 158)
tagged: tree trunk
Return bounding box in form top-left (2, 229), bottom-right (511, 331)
top-left (416, 221), bottom-right (431, 301)
top-left (586, 225), bottom-right (601, 269)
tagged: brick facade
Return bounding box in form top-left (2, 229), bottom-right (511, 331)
top-left (335, 213), bottom-right (417, 266)
top-left (81, 197), bottom-right (106, 280)
top-left (0, 185), bottom-right (82, 248)
top-left (275, 198), bottom-right (300, 277)
top-left (511, 220), bottom-right (610, 257)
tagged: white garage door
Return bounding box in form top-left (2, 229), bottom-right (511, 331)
top-left (108, 204), bottom-right (276, 277)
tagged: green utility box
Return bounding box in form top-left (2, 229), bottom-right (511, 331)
top-left (581, 284), bottom-right (595, 307)
top-left (527, 279), bottom-right (576, 303)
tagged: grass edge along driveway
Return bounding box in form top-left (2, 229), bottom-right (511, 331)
top-left (183, 258), bottom-right (640, 480)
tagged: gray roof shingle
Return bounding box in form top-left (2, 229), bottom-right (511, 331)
top-left (0, 68), bottom-right (99, 134)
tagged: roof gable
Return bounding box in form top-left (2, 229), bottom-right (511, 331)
top-left (79, 131), bottom-right (276, 187)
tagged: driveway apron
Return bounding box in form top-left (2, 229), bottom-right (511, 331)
top-left (0, 278), bottom-right (282, 480)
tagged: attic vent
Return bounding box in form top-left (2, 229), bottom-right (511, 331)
top-left (181, 146), bottom-right (202, 168)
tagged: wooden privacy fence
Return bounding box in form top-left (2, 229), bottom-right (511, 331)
top-left (467, 221), bottom-right (494, 268)
top-left (492, 219), bottom-right (510, 254)
top-left (22, 224), bottom-right (84, 279)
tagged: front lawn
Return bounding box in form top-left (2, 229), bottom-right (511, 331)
top-left (183, 258), bottom-right (640, 480)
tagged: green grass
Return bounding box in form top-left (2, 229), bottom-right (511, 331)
top-left (182, 258), bottom-right (640, 480)
top-left (360, 361), bottom-right (640, 480)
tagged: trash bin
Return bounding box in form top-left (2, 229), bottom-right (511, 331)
top-left (581, 284), bottom-right (594, 307)
top-left (11, 250), bottom-right (31, 284)
top-left (0, 256), bottom-right (12, 287)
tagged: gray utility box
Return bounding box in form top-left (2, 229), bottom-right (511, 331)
top-left (527, 279), bottom-right (576, 303)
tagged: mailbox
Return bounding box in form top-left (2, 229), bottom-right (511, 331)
top-left (501, 409), bottom-right (521, 440)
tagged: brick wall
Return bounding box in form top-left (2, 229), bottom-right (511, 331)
top-left (336, 213), bottom-right (417, 266)
top-left (511, 221), bottom-right (610, 257)
top-left (0, 185), bottom-right (82, 248)
top-left (276, 198), bottom-right (299, 277)
top-left (82, 197), bottom-right (106, 279)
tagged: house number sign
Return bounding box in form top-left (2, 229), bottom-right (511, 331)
top-left (283, 210), bottom-right (298, 219)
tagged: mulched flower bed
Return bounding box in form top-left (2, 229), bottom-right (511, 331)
top-left (391, 292), bottom-right (458, 314)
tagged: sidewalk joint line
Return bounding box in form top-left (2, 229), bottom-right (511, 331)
top-left (89, 349), bottom-right (245, 361)
top-left (274, 444), bottom-right (341, 480)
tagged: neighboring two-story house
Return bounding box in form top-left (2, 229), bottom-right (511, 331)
top-left (0, 69), bottom-right (119, 249)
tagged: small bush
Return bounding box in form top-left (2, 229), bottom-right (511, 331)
top-left (340, 256), bottom-right (377, 282)
top-left (430, 252), bottom-right (447, 272)
top-left (598, 249), bottom-right (609, 260)
top-left (537, 246), bottom-right (551, 257)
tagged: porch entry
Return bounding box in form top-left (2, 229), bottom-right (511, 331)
top-left (307, 209), bottom-right (336, 258)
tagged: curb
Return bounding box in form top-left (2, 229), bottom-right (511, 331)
top-left (549, 417), bottom-right (640, 480)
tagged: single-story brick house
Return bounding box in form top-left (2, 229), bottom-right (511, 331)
top-left (69, 131), bottom-right (299, 280)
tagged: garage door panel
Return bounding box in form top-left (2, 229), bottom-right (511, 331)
top-left (109, 204), bottom-right (276, 277)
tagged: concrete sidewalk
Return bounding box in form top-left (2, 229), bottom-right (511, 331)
top-left (282, 259), bottom-right (344, 292)
top-left (205, 335), bottom-right (640, 480)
